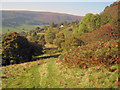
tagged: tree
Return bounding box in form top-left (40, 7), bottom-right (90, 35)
top-left (49, 22), bottom-right (58, 27)
top-left (29, 41), bottom-right (43, 56)
top-left (31, 32), bottom-right (37, 37)
top-left (45, 29), bottom-right (55, 44)
top-left (79, 13), bottom-right (101, 32)
top-left (2, 32), bottom-right (43, 65)
top-left (31, 32), bottom-right (38, 41)
top-left (49, 22), bottom-right (55, 27)
top-left (35, 27), bottom-right (41, 30)
top-left (38, 34), bottom-right (46, 45)
top-left (2, 32), bottom-right (31, 64)
top-left (53, 32), bottom-right (65, 48)
top-left (73, 13), bottom-right (101, 35)
top-left (63, 21), bottom-right (68, 26)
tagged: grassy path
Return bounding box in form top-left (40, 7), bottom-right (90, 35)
top-left (2, 57), bottom-right (118, 88)
top-left (37, 58), bottom-right (118, 88)
top-left (37, 58), bottom-right (88, 88)
top-left (40, 58), bottom-right (65, 88)
top-left (38, 58), bottom-right (63, 88)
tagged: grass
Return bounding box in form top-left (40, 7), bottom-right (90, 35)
top-left (3, 65), bottom-right (40, 88)
top-left (33, 52), bottom-right (61, 59)
top-left (1, 54), bottom-right (118, 88)
top-left (2, 58), bottom-right (50, 88)
top-left (45, 44), bottom-right (58, 49)
top-left (55, 62), bottom-right (118, 88)
top-left (2, 27), bottom-right (21, 34)
top-left (2, 24), bottom-right (41, 34)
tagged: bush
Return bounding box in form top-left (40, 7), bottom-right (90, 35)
top-left (61, 36), bottom-right (84, 51)
top-left (58, 39), bottom-right (118, 69)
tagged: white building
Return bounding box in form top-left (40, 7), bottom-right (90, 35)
top-left (61, 25), bottom-right (64, 27)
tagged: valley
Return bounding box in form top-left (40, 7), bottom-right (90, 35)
top-left (1, 1), bottom-right (119, 89)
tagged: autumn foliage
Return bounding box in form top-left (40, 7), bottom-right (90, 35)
top-left (57, 1), bottom-right (119, 69)
top-left (57, 39), bottom-right (118, 69)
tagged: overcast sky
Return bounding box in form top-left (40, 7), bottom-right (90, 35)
top-left (0, 0), bottom-right (117, 16)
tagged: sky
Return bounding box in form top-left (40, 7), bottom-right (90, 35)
top-left (0, 0), bottom-right (117, 16)
top-left (0, 0), bottom-right (117, 2)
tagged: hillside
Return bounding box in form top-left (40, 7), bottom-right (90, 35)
top-left (2, 56), bottom-right (118, 88)
top-left (100, 1), bottom-right (119, 25)
top-left (1, 1), bottom-right (119, 88)
top-left (2, 10), bottom-right (82, 27)
top-left (2, 10), bottom-right (82, 34)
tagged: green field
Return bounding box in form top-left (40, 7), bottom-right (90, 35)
top-left (2, 24), bottom-right (42, 34)
top-left (2, 54), bottom-right (118, 88)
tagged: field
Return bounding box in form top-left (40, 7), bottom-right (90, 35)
top-left (2, 25), bottom-right (42, 34)
top-left (2, 54), bottom-right (118, 88)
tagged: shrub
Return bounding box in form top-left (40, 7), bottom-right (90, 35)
top-left (57, 39), bottom-right (118, 69)
top-left (61, 36), bottom-right (84, 51)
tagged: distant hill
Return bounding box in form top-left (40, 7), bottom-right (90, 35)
top-left (2, 10), bottom-right (83, 27)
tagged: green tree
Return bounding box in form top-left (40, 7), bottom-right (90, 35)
top-left (73, 13), bottom-right (101, 35)
top-left (45, 29), bottom-right (55, 44)
top-left (79, 13), bottom-right (101, 32)
top-left (53, 32), bottom-right (65, 48)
